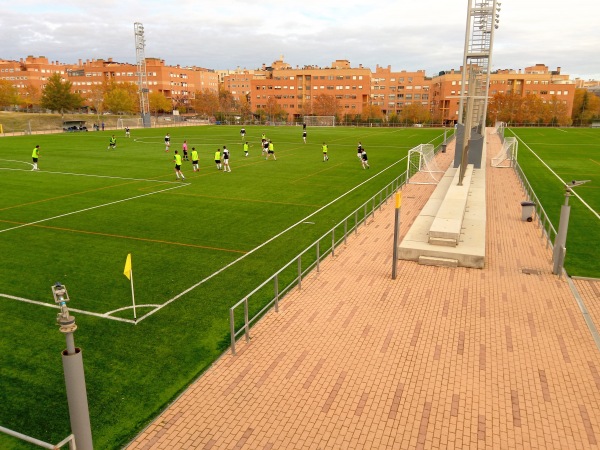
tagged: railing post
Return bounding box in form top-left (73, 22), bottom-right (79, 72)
top-left (379, 191), bottom-right (382, 210)
top-left (316, 241), bottom-right (320, 272)
top-left (344, 219), bottom-right (348, 245)
top-left (332, 229), bottom-right (335, 257)
top-left (364, 204), bottom-right (368, 226)
top-left (244, 298), bottom-right (250, 342)
top-left (230, 308), bottom-right (236, 355)
top-left (372, 197), bottom-right (376, 219)
top-left (355, 211), bottom-right (358, 235)
top-left (298, 256), bottom-right (302, 290)
top-left (274, 274), bottom-right (279, 312)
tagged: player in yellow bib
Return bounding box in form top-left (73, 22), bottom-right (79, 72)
top-left (173, 150), bottom-right (185, 180)
top-left (214, 149), bottom-right (222, 170)
top-left (31, 145), bottom-right (40, 170)
top-left (243, 142), bottom-right (249, 157)
top-left (191, 147), bottom-right (199, 172)
top-left (322, 142), bottom-right (329, 162)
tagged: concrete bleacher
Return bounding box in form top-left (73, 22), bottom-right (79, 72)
top-left (397, 139), bottom-right (486, 268)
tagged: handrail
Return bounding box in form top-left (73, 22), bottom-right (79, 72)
top-left (0, 425), bottom-right (75, 449)
top-left (229, 170), bottom-right (409, 354)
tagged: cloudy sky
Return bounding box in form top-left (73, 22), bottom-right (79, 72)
top-left (1, 0), bottom-right (599, 80)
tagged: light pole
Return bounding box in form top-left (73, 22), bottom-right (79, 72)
top-left (53, 282), bottom-right (93, 450)
top-left (552, 180), bottom-right (591, 275)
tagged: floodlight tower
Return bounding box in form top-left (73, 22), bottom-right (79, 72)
top-left (457, 0), bottom-right (501, 184)
top-left (134, 22), bottom-right (151, 128)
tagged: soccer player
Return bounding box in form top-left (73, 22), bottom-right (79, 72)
top-left (266, 140), bottom-right (276, 160)
top-left (243, 141), bottom-right (249, 157)
top-left (108, 135), bottom-right (117, 150)
top-left (322, 142), bottom-right (329, 162)
top-left (361, 149), bottom-right (370, 169)
top-left (302, 130), bottom-right (307, 144)
top-left (182, 140), bottom-right (189, 161)
top-left (240, 128), bottom-right (246, 140)
top-left (214, 148), bottom-right (222, 170)
top-left (357, 142), bottom-right (363, 160)
top-left (173, 150), bottom-right (185, 180)
top-left (164, 133), bottom-right (171, 152)
top-left (191, 147), bottom-right (199, 172)
top-left (31, 145), bottom-right (40, 171)
top-left (303, 122), bottom-right (307, 130)
top-left (222, 146), bottom-right (232, 172)
top-left (262, 139), bottom-right (269, 157)
top-left (125, 126), bottom-right (130, 138)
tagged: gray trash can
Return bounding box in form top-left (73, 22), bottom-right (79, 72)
top-left (441, 143), bottom-right (447, 153)
top-left (520, 201), bottom-right (535, 222)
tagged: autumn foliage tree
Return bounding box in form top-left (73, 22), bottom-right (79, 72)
top-left (399, 102), bottom-right (431, 125)
top-left (0, 80), bottom-right (19, 109)
top-left (572, 89), bottom-right (600, 126)
top-left (487, 92), bottom-right (572, 126)
top-left (192, 89), bottom-right (219, 118)
top-left (312, 94), bottom-right (340, 117)
top-left (40, 73), bottom-right (83, 117)
top-left (103, 81), bottom-right (139, 115)
top-left (149, 91), bottom-right (172, 116)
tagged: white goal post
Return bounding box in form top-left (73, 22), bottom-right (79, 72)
top-left (303, 116), bottom-right (336, 127)
top-left (491, 136), bottom-right (518, 168)
top-left (406, 144), bottom-right (445, 184)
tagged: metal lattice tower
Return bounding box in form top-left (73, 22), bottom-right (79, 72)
top-left (458, 0), bottom-right (501, 130)
top-left (134, 22), bottom-right (151, 127)
top-left (456, 0), bottom-right (500, 184)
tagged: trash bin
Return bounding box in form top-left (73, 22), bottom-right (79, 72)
top-left (441, 143), bottom-right (447, 153)
top-left (520, 201), bottom-right (535, 222)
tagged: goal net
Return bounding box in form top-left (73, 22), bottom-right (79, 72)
top-left (406, 144), bottom-right (445, 184)
top-left (116, 117), bottom-right (155, 129)
top-left (491, 136), bottom-right (518, 168)
top-left (303, 116), bottom-right (336, 127)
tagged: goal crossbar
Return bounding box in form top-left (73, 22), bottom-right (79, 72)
top-left (303, 116), bottom-right (335, 127)
top-left (406, 144), bottom-right (444, 184)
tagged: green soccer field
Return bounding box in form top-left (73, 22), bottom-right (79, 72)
top-left (505, 127), bottom-right (600, 278)
top-left (0, 125), bottom-right (447, 449)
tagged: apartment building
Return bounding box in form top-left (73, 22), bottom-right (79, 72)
top-left (370, 65), bottom-right (431, 118)
top-left (248, 57), bottom-right (371, 122)
top-left (430, 64), bottom-right (576, 124)
top-left (0, 55), bottom-right (218, 110)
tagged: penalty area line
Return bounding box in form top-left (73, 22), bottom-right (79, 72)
top-left (0, 182), bottom-right (190, 235)
top-left (0, 167), bottom-right (182, 184)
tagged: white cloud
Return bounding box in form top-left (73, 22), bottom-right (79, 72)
top-left (1, 0), bottom-right (598, 80)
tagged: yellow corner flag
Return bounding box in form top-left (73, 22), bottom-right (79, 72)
top-left (124, 253), bottom-right (132, 280)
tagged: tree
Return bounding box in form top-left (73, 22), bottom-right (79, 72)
top-left (572, 89), bottom-right (600, 126)
top-left (19, 83), bottom-right (40, 111)
top-left (312, 94), bottom-right (340, 116)
top-left (361, 104), bottom-right (384, 122)
top-left (192, 89), bottom-right (219, 118)
top-left (40, 73), bottom-right (83, 117)
top-left (103, 82), bottom-right (138, 115)
top-left (0, 80), bottom-right (20, 109)
top-left (399, 103), bottom-right (431, 125)
top-left (149, 91), bottom-right (172, 116)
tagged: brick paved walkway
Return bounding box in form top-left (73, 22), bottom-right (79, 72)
top-left (128, 129), bottom-right (600, 449)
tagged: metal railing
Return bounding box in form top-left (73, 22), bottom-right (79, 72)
top-left (0, 425), bottom-right (75, 449)
top-left (513, 160), bottom-right (558, 251)
top-left (229, 171), bottom-right (409, 354)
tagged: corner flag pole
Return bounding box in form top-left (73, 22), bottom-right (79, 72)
top-left (124, 253), bottom-right (137, 322)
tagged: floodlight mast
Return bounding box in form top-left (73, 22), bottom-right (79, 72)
top-left (134, 22), bottom-right (151, 128)
top-left (457, 0), bottom-right (500, 185)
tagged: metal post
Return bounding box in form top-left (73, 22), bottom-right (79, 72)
top-left (552, 190), bottom-right (572, 275)
top-left (372, 197), bottom-right (376, 218)
top-left (331, 229), bottom-right (335, 257)
top-left (392, 193), bottom-right (402, 279)
top-left (230, 308), bottom-right (236, 355)
top-left (244, 298), bottom-right (250, 342)
top-left (355, 211), bottom-right (358, 235)
top-left (364, 204), bottom-right (367, 226)
top-left (52, 283), bottom-right (93, 450)
top-left (274, 274), bottom-right (279, 312)
top-left (298, 256), bottom-right (302, 290)
top-left (344, 219), bottom-right (348, 245)
top-left (316, 241), bottom-right (320, 272)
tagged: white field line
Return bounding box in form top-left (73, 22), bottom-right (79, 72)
top-left (0, 165), bottom-right (182, 184)
top-left (0, 293), bottom-right (138, 324)
top-left (0, 159), bottom-right (33, 168)
top-left (512, 131), bottom-right (600, 221)
top-left (0, 183), bottom-right (190, 234)
top-left (134, 154), bottom-right (410, 324)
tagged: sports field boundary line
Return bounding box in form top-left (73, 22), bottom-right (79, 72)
top-left (0, 293), bottom-right (137, 324)
top-left (0, 182), bottom-right (190, 235)
top-left (511, 129), bottom-right (600, 221)
top-left (133, 155), bottom-right (409, 324)
top-left (0, 166), bottom-right (183, 184)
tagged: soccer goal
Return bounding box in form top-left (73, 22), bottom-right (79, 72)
top-left (303, 116), bottom-right (336, 127)
top-left (117, 117), bottom-right (155, 129)
top-left (406, 144), bottom-right (445, 184)
top-left (491, 136), bottom-right (518, 168)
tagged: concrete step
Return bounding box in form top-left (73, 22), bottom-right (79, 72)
top-left (418, 256), bottom-right (459, 267)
